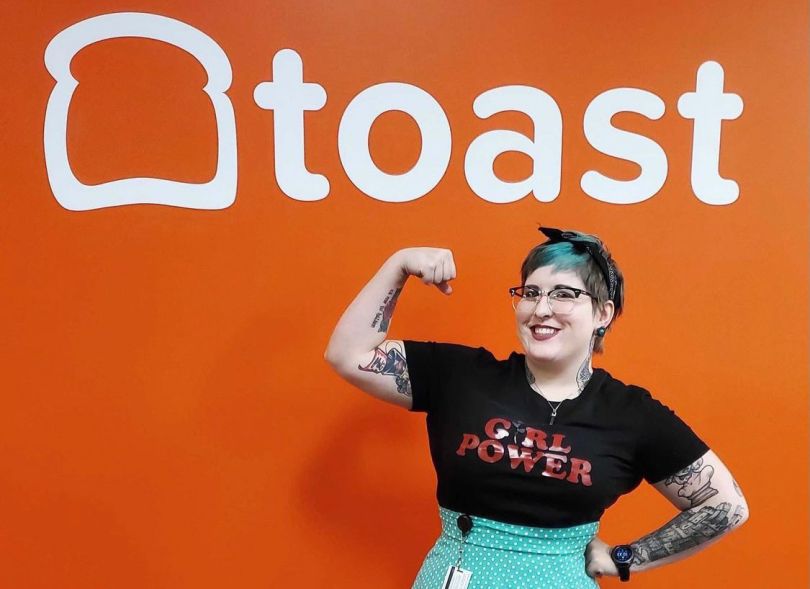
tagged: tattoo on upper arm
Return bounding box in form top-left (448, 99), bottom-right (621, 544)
top-left (664, 457), bottom-right (718, 508)
top-left (357, 341), bottom-right (412, 397)
top-left (630, 502), bottom-right (746, 566)
top-left (370, 288), bottom-right (402, 332)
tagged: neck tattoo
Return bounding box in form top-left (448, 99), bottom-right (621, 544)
top-left (576, 346), bottom-right (594, 391)
top-left (525, 352), bottom-right (593, 426)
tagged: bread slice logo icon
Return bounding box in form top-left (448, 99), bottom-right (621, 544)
top-left (44, 12), bottom-right (237, 211)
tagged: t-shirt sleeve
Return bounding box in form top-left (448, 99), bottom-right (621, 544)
top-left (635, 389), bottom-right (710, 484)
top-left (402, 340), bottom-right (489, 413)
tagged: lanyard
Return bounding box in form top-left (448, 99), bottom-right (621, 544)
top-left (454, 514), bottom-right (473, 568)
top-left (442, 515), bottom-right (475, 589)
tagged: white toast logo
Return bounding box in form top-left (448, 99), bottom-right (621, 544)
top-left (44, 12), bottom-right (237, 211)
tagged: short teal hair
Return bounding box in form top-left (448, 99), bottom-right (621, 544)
top-left (520, 235), bottom-right (624, 352)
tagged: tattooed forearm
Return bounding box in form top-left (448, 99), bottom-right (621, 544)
top-left (370, 288), bottom-right (402, 332)
top-left (357, 341), bottom-right (412, 397)
top-left (630, 501), bottom-right (746, 566)
top-left (664, 457), bottom-right (719, 508)
top-left (379, 288), bottom-right (401, 332)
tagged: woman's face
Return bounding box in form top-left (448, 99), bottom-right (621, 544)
top-left (515, 265), bottom-right (613, 367)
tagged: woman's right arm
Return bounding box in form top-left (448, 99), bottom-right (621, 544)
top-left (324, 248), bottom-right (456, 409)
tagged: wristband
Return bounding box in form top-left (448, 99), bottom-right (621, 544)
top-left (610, 545), bottom-right (634, 582)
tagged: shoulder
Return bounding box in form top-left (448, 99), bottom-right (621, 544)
top-left (592, 369), bottom-right (651, 402)
top-left (594, 369), bottom-right (702, 433)
top-left (590, 369), bottom-right (673, 415)
top-left (403, 340), bottom-right (517, 371)
top-left (403, 340), bottom-right (496, 360)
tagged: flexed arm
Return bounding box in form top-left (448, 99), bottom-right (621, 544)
top-left (324, 248), bottom-right (456, 409)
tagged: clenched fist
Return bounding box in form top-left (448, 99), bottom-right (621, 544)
top-left (585, 536), bottom-right (619, 579)
top-left (392, 247), bottom-right (456, 295)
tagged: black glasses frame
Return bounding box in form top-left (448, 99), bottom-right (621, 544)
top-left (508, 286), bottom-right (595, 311)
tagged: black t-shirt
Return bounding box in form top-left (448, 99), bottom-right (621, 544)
top-left (404, 341), bottom-right (709, 528)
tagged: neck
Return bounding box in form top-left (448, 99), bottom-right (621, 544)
top-left (525, 347), bottom-right (594, 401)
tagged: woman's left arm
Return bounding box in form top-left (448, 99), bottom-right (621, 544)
top-left (586, 450), bottom-right (749, 578)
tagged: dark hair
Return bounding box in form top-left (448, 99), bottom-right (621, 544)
top-left (520, 232), bottom-right (624, 353)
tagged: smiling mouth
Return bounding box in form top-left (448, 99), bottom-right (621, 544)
top-left (530, 325), bottom-right (560, 340)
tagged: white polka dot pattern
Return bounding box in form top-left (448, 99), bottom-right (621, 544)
top-left (411, 508), bottom-right (600, 589)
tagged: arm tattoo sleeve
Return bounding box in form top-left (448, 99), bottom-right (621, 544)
top-left (664, 457), bottom-right (719, 508)
top-left (370, 288), bottom-right (402, 332)
top-left (357, 341), bottom-right (412, 397)
top-left (630, 457), bottom-right (744, 566)
top-left (630, 501), bottom-right (747, 566)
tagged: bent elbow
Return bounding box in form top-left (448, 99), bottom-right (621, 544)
top-left (324, 346), bottom-right (343, 371)
top-left (736, 499), bottom-right (750, 527)
top-left (324, 345), bottom-right (354, 377)
top-left (721, 494), bottom-right (750, 531)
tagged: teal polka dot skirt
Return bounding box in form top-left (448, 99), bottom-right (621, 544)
top-left (411, 508), bottom-right (600, 589)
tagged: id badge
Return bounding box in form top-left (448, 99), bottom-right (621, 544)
top-left (441, 565), bottom-right (472, 589)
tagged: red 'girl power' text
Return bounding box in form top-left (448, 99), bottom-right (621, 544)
top-left (456, 417), bottom-right (593, 486)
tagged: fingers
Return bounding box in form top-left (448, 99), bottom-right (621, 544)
top-left (444, 255), bottom-right (457, 283)
top-left (585, 561), bottom-right (603, 579)
top-left (434, 258), bottom-right (444, 284)
top-left (404, 248), bottom-right (455, 294)
top-left (584, 537), bottom-right (610, 579)
top-left (435, 255), bottom-right (455, 295)
top-left (419, 261), bottom-right (437, 285)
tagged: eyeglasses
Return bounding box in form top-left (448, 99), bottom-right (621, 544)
top-left (509, 286), bottom-right (594, 314)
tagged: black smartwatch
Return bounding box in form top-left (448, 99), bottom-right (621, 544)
top-left (610, 544), bottom-right (634, 582)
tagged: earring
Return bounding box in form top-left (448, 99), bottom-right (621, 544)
top-left (595, 327), bottom-right (607, 337)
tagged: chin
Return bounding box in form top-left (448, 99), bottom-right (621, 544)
top-left (527, 351), bottom-right (562, 364)
top-left (523, 341), bottom-right (562, 363)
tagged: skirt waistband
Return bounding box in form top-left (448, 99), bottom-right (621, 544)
top-left (438, 508), bottom-right (599, 556)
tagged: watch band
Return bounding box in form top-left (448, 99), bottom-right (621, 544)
top-left (615, 561), bottom-right (630, 582)
top-left (610, 545), bottom-right (634, 582)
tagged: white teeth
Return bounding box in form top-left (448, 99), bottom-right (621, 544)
top-left (532, 326), bottom-right (557, 335)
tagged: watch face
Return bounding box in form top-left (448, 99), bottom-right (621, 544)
top-left (612, 546), bottom-right (633, 564)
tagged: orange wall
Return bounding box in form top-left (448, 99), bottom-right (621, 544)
top-left (1, 1), bottom-right (807, 587)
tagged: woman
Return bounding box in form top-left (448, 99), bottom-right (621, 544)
top-left (325, 227), bottom-right (748, 588)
